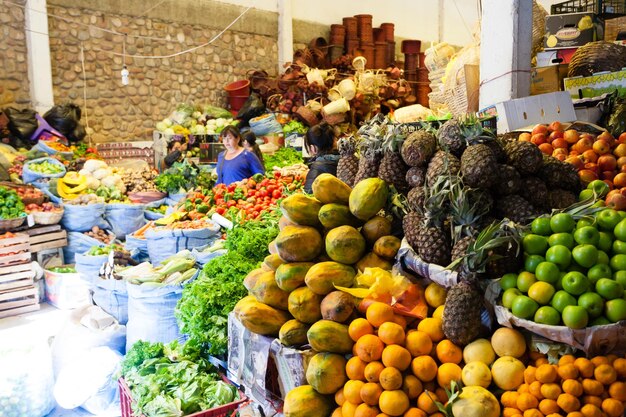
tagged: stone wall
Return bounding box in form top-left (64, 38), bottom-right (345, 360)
top-left (0, 0), bottom-right (31, 108)
top-left (46, 2), bottom-right (279, 143)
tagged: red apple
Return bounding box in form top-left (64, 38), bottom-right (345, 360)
top-left (531, 133), bottom-right (547, 145)
top-left (552, 138), bottom-right (568, 149)
top-left (579, 169), bottom-right (599, 184)
top-left (602, 171), bottom-right (616, 182)
top-left (565, 156), bottom-right (584, 170)
top-left (574, 137), bottom-right (593, 153)
top-left (518, 132), bottom-right (532, 142)
top-left (606, 191), bottom-right (626, 210)
top-left (585, 162), bottom-right (599, 173)
top-left (549, 130), bottom-right (565, 141)
top-left (554, 153), bottom-right (567, 161)
top-left (597, 131), bottom-right (615, 147)
top-left (598, 154), bottom-right (618, 172)
top-left (581, 149), bottom-right (598, 164)
top-left (569, 150), bottom-right (581, 157)
top-left (553, 148), bottom-right (569, 157)
top-left (564, 129), bottom-right (580, 145)
top-left (614, 143), bottom-right (626, 158)
top-left (548, 121), bottom-right (563, 132)
top-left (618, 156), bottom-right (626, 170)
top-left (538, 143), bottom-right (554, 155)
top-left (618, 132), bottom-right (626, 144)
top-left (532, 124), bottom-right (549, 135)
top-left (593, 139), bottom-right (611, 155)
top-left (614, 173), bottom-right (626, 188)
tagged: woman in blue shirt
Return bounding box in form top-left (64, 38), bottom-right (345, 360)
top-left (216, 125), bottom-right (265, 185)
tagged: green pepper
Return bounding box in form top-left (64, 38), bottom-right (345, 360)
top-left (196, 204), bottom-right (209, 214)
top-left (252, 173), bottom-right (264, 182)
top-left (194, 198), bottom-right (203, 204)
top-left (5, 200), bottom-right (14, 208)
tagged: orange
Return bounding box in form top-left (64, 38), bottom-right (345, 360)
top-left (582, 379), bottom-right (604, 396)
top-left (613, 357), bottom-right (626, 378)
top-left (590, 356), bottom-right (609, 367)
top-left (422, 381), bottom-right (436, 393)
top-left (529, 381), bottom-right (545, 400)
top-left (574, 358), bottom-right (595, 378)
top-left (366, 302), bottom-right (395, 327)
top-left (402, 375), bottom-right (423, 400)
top-left (331, 407), bottom-right (343, 417)
top-left (392, 314), bottom-right (407, 329)
top-left (411, 355), bottom-right (438, 382)
top-left (335, 387), bottom-right (346, 406)
top-left (535, 357), bottom-right (550, 367)
top-left (379, 390), bottom-right (410, 417)
top-left (343, 400), bottom-right (358, 417)
top-left (360, 382), bottom-right (383, 406)
top-left (525, 366), bottom-right (538, 384)
top-left (364, 361), bottom-right (385, 383)
top-left (518, 383), bottom-right (530, 394)
top-left (536, 364), bottom-right (558, 384)
top-left (557, 393), bottom-right (581, 414)
top-left (559, 355), bottom-right (576, 366)
top-left (404, 331), bottom-right (433, 357)
top-left (566, 413), bottom-right (584, 417)
top-left (350, 318), bottom-right (375, 342)
top-left (435, 339), bottom-right (463, 364)
top-left (580, 404), bottom-right (603, 417)
top-left (557, 363), bottom-right (579, 381)
top-left (434, 387), bottom-right (448, 403)
top-left (539, 399), bottom-right (560, 415)
top-left (540, 383), bottom-right (562, 400)
top-left (517, 392), bottom-right (539, 411)
top-left (344, 380), bottom-right (366, 405)
top-left (432, 305), bottom-right (445, 320)
top-left (347, 356), bottom-right (368, 381)
top-left (581, 395), bottom-right (603, 408)
top-left (501, 391), bottom-right (521, 408)
top-left (355, 334), bottom-right (385, 363)
top-left (430, 413), bottom-right (445, 417)
top-left (416, 317), bottom-right (444, 342)
top-left (379, 367), bottom-right (403, 391)
top-left (403, 407), bottom-right (427, 417)
top-left (436, 362), bottom-right (462, 389)
top-left (608, 381), bottom-right (626, 401)
top-left (504, 408), bottom-right (522, 417)
top-left (378, 322), bottom-right (406, 346)
top-left (424, 282), bottom-right (447, 308)
top-left (562, 379), bottom-right (583, 397)
top-left (601, 398), bottom-right (624, 417)
top-left (523, 409), bottom-right (545, 417)
top-left (382, 345), bottom-right (412, 371)
top-left (545, 414), bottom-right (563, 417)
top-left (593, 364), bottom-right (617, 385)
top-left (416, 391), bottom-right (439, 414)
top-left (606, 354), bottom-right (618, 364)
top-left (354, 403), bottom-right (380, 417)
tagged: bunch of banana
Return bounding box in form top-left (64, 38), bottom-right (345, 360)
top-left (57, 172), bottom-right (88, 200)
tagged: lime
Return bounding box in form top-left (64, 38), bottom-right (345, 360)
top-left (517, 271), bottom-right (537, 293)
top-left (500, 273), bottom-right (518, 291)
top-left (525, 254), bottom-right (545, 273)
top-left (523, 234), bottom-right (549, 255)
top-left (550, 213), bottom-right (575, 233)
top-left (531, 217), bottom-right (552, 236)
top-left (535, 261), bottom-right (560, 284)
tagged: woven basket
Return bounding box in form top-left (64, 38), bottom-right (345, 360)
top-left (0, 217), bottom-right (25, 231)
top-left (294, 106), bottom-right (320, 127)
top-left (568, 41), bottom-right (626, 78)
top-left (21, 195), bottom-right (45, 206)
top-left (32, 209), bottom-right (64, 225)
top-left (532, 1), bottom-right (548, 55)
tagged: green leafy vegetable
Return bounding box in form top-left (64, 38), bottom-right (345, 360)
top-left (282, 120), bottom-right (307, 135)
top-left (155, 162), bottom-right (199, 194)
top-left (263, 147), bottom-right (303, 172)
top-left (121, 340), bottom-right (164, 377)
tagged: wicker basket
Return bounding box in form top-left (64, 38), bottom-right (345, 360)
top-left (0, 217), bottom-right (26, 231)
top-left (31, 209), bottom-right (64, 225)
top-left (294, 105), bottom-right (319, 127)
top-left (568, 41), bottom-right (626, 77)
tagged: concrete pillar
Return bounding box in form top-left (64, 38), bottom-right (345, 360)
top-left (277, 0), bottom-right (293, 71)
top-left (25, 0), bottom-right (54, 113)
top-left (479, 0), bottom-right (532, 109)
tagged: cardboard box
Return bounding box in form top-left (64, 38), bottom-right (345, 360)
top-left (564, 69), bottom-right (626, 99)
top-left (530, 65), bottom-right (569, 95)
top-left (605, 15), bottom-right (626, 41)
top-left (494, 91), bottom-right (577, 133)
top-left (544, 12), bottom-right (605, 49)
top-left (536, 48), bottom-right (577, 66)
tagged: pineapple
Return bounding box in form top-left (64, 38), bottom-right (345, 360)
top-left (460, 144), bottom-right (497, 189)
top-left (492, 164), bottom-right (521, 196)
top-left (437, 118), bottom-right (466, 156)
top-left (548, 188), bottom-right (577, 209)
top-left (412, 176), bottom-right (452, 266)
top-left (406, 166), bottom-right (426, 188)
top-left (485, 138), bottom-right (507, 163)
top-left (538, 156), bottom-right (582, 193)
top-left (401, 130), bottom-right (437, 166)
top-left (503, 140), bottom-right (543, 175)
top-left (426, 150), bottom-right (461, 186)
top-left (353, 137), bottom-right (382, 185)
top-left (496, 194), bottom-right (541, 224)
top-left (451, 235), bottom-right (473, 262)
top-left (378, 132), bottom-right (409, 192)
top-left (336, 136), bottom-right (359, 186)
top-left (407, 186), bottom-right (426, 210)
top-left (520, 176), bottom-right (550, 210)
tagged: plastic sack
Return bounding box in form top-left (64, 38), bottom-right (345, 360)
top-left (61, 202), bottom-right (110, 232)
top-left (22, 156), bottom-right (66, 184)
top-left (75, 253), bottom-right (108, 289)
top-left (236, 93), bottom-right (265, 123)
top-left (191, 242), bottom-right (227, 266)
top-left (144, 198), bottom-right (166, 221)
top-left (92, 278), bottom-right (128, 325)
top-left (37, 140), bottom-right (73, 158)
top-left (43, 103), bottom-right (86, 143)
top-left (104, 203), bottom-right (146, 240)
top-left (124, 235), bottom-right (148, 263)
top-left (167, 192), bottom-right (187, 205)
top-left (4, 107), bottom-right (38, 141)
top-left (0, 338), bottom-right (56, 417)
top-left (203, 104), bottom-right (233, 119)
top-left (249, 113), bottom-right (283, 136)
top-left (64, 232), bottom-right (112, 265)
top-left (145, 226), bottom-right (221, 265)
top-left (53, 346), bottom-right (122, 416)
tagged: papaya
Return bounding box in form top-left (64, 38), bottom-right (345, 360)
top-left (361, 215), bottom-right (393, 245)
top-left (279, 215), bottom-right (296, 230)
top-left (349, 178), bottom-right (389, 221)
top-left (263, 253), bottom-right (285, 271)
top-left (288, 286), bottom-right (323, 324)
top-left (373, 235), bottom-right (402, 260)
top-left (275, 262), bottom-right (314, 292)
top-left (237, 299), bottom-right (291, 336)
top-left (243, 268), bottom-right (265, 292)
top-left (233, 295), bottom-right (257, 318)
top-left (325, 226), bottom-right (366, 265)
top-left (306, 352), bottom-right (348, 394)
top-left (275, 225), bottom-right (323, 262)
top-left (304, 261), bottom-right (356, 295)
top-left (248, 270), bottom-right (290, 310)
top-left (280, 194), bottom-right (323, 226)
top-left (355, 252), bottom-right (393, 272)
top-left (279, 319), bottom-right (310, 346)
top-left (320, 291), bottom-right (355, 323)
top-left (318, 203), bottom-right (362, 229)
top-left (283, 385), bottom-right (333, 417)
top-left (307, 320), bottom-right (354, 354)
top-left (312, 173), bottom-right (352, 205)
top-left (268, 239), bottom-right (278, 255)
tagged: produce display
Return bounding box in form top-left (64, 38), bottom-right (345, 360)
top-left (155, 103), bottom-right (237, 136)
top-left (154, 161), bottom-right (215, 195)
top-left (24, 202), bottom-right (62, 214)
top-left (84, 225), bottom-right (113, 244)
top-left (0, 187), bottom-right (26, 219)
top-left (263, 146), bottom-right (305, 173)
top-left (26, 159), bottom-right (64, 174)
top-left (86, 243), bottom-right (123, 257)
top-left (112, 250), bottom-right (197, 286)
top-left (14, 185), bottom-right (43, 202)
top-left (47, 266), bottom-right (77, 273)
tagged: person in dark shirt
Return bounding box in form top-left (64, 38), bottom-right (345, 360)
top-left (162, 139), bottom-right (187, 170)
top-left (303, 122), bottom-right (339, 193)
top-left (242, 130), bottom-right (264, 167)
top-left (216, 125), bottom-right (265, 185)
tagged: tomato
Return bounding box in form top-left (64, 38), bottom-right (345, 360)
top-left (216, 207), bottom-right (226, 215)
top-left (272, 189), bottom-right (282, 199)
top-left (261, 179), bottom-right (269, 187)
top-left (267, 185), bottom-right (276, 194)
top-left (259, 189), bottom-right (268, 197)
top-left (248, 180), bottom-right (256, 188)
top-left (227, 200), bottom-right (236, 208)
top-left (253, 210), bottom-right (259, 217)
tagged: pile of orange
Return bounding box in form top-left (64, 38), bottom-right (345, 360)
top-left (499, 353), bottom-right (626, 417)
top-left (332, 300), bottom-right (466, 417)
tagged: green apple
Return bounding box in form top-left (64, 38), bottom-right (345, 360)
top-left (535, 262), bottom-right (560, 284)
top-left (605, 298), bottom-right (626, 322)
top-left (548, 233), bottom-right (575, 249)
top-left (613, 218), bottom-right (626, 241)
top-left (502, 288), bottom-right (522, 309)
top-left (534, 306), bottom-right (561, 325)
top-left (551, 290), bottom-right (577, 313)
top-left (572, 244), bottom-right (599, 268)
top-left (612, 240), bottom-right (626, 255)
top-left (574, 226), bottom-right (600, 246)
top-left (511, 295), bottom-right (539, 319)
top-left (562, 305), bottom-right (589, 329)
top-left (562, 271), bottom-right (590, 296)
top-left (595, 278), bottom-right (624, 300)
top-left (545, 245), bottom-right (572, 270)
top-left (577, 292), bottom-right (605, 318)
top-left (614, 270), bottom-right (626, 288)
top-left (596, 208), bottom-right (622, 231)
top-left (587, 263), bottom-right (612, 285)
top-left (551, 213), bottom-right (575, 233)
top-left (597, 231), bottom-right (614, 252)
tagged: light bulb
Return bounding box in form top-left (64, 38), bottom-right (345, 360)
top-left (121, 65), bottom-right (129, 86)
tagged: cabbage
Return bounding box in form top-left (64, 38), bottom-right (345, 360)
top-left (156, 122), bottom-right (168, 132)
top-left (192, 111), bottom-right (202, 119)
top-left (163, 128), bottom-right (175, 136)
top-left (163, 118), bottom-right (173, 128)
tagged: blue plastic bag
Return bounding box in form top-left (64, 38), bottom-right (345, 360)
top-left (145, 226), bottom-right (221, 265)
top-left (36, 140), bottom-right (74, 159)
top-left (191, 242), bottom-right (227, 266)
top-left (249, 113), bottom-right (283, 136)
top-left (22, 157), bottom-right (66, 184)
top-left (143, 199), bottom-right (166, 221)
top-left (64, 232), bottom-right (110, 265)
top-left (75, 253), bottom-right (108, 289)
top-left (104, 203), bottom-right (146, 240)
top-left (92, 278), bottom-right (128, 325)
top-left (61, 203), bottom-right (110, 232)
top-left (124, 235), bottom-right (148, 263)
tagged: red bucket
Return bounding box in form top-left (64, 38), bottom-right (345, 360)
top-left (224, 79), bottom-right (250, 111)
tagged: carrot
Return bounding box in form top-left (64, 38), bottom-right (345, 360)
top-left (134, 221), bottom-right (154, 238)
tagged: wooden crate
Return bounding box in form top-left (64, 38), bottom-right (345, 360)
top-left (0, 233), bottom-right (31, 266)
top-left (0, 285), bottom-right (39, 318)
top-left (0, 262), bottom-right (32, 292)
top-left (25, 225), bottom-right (67, 253)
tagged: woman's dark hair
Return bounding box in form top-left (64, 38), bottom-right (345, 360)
top-left (219, 125), bottom-right (243, 146)
top-left (242, 130), bottom-right (264, 164)
top-left (305, 122), bottom-right (335, 155)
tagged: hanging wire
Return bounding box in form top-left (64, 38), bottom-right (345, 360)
top-left (79, 43), bottom-right (92, 145)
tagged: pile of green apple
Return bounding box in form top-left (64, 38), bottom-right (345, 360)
top-left (500, 207), bottom-right (626, 329)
